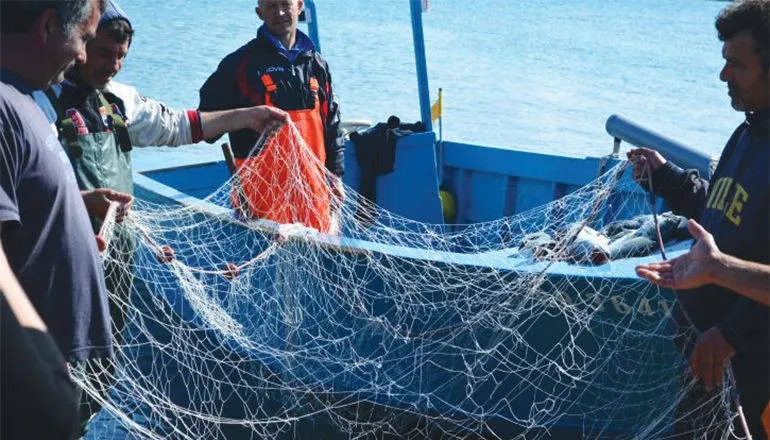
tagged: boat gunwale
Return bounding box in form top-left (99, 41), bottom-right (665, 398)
top-left (133, 170), bottom-right (689, 281)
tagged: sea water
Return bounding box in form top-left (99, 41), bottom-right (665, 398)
top-left (120, 0), bottom-right (740, 172)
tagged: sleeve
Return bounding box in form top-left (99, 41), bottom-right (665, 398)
top-left (0, 115), bottom-right (21, 227)
top-left (649, 123), bottom-right (746, 221)
top-left (0, 295), bottom-right (78, 440)
top-left (319, 58), bottom-right (345, 176)
top-left (198, 59), bottom-right (239, 144)
top-left (717, 298), bottom-right (770, 353)
top-left (0, 186), bottom-right (18, 226)
top-left (105, 81), bottom-right (195, 147)
top-left (649, 161), bottom-right (709, 220)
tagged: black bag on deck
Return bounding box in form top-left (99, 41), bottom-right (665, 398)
top-left (349, 116), bottom-right (426, 225)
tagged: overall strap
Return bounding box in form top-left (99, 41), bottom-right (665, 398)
top-left (47, 87), bottom-right (81, 152)
top-left (259, 73), bottom-right (277, 106)
top-left (258, 74), bottom-right (320, 109)
top-left (308, 77), bottom-right (320, 107)
top-left (97, 91), bottom-right (133, 152)
top-left (59, 115), bottom-right (80, 152)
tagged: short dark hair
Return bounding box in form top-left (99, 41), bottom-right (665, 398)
top-left (100, 18), bottom-right (134, 46)
top-left (1, 0), bottom-right (108, 38)
top-left (716, 0), bottom-right (770, 72)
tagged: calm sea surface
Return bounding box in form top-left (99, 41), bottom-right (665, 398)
top-left (120, 0), bottom-right (739, 170)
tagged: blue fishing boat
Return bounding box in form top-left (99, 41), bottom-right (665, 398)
top-left (90, 1), bottom-right (722, 439)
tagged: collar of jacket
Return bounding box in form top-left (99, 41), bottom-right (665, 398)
top-left (0, 68), bottom-right (36, 94)
top-left (62, 69), bottom-right (97, 95)
top-left (256, 25), bottom-right (315, 62)
top-left (745, 109), bottom-right (769, 138)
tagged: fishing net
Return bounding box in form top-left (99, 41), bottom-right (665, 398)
top-left (75, 122), bottom-right (747, 440)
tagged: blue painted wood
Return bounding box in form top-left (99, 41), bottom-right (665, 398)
top-left (141, 160), bottom-right (230, 201)
top-left (343, 131), bottom-right (443, 224)
top-left (503, 175), bottom-right (519, 217)
top-left (466, 171), bottom-right (506, 222)
top-left (516, 177), bottom-right (556, 214)
top-left (439, 142), bottom-right (629, 225)
top-left (443, 141), bottom-right (609, 186)
top-left (456, 168), bottom-right (472, 225)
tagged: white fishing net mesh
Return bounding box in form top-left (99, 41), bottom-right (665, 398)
top-left (75, 123), bottom-right (747, 440)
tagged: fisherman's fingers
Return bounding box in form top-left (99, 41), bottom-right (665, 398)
top-left (101, 189), bottom-right (134, 222)
top-left (635, 266), bottom-right (658, 283)
top-left (95, 235), bottom-right (107, 253)
top-left (636, 263), bottom-right (676, 288)
top-left (691, 342), bottom-right (714, 391)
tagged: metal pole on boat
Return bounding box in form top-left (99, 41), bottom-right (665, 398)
top-left (605, 114), bottom-right (714, 178)
top-left (409, 0), bottom-right (433, 133)
top-left (304, 0), bottom-right (321, 53)
top-left (438, 88), bottom-right (443, 143)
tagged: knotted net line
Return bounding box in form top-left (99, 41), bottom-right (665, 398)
top-left (74, 122), bottom-right (744, 440)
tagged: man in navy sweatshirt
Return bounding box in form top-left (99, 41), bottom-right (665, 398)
top-left (628, 1), bottom-right (769, 438)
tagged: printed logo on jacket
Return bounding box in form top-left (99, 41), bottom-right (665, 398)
top-left (705, 177), bottom-right (749, 227)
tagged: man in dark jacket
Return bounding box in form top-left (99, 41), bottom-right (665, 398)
top-left (199, 0), bottom-right (345, 233)
top-left (629, 1), bottom-right (769, 438)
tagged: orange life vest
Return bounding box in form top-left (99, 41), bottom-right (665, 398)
top-left (233, 73), bottom-right (332, 232)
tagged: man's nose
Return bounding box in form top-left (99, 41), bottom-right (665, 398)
top-left (719, 64), bottom-right (731, 82)
top-left (75, 48), bottom-right (88, 65)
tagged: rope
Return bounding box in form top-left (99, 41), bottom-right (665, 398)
top-left (639, 158), bottom-right (753, 440)
top-left (643, 159), bottom-right (668, 261)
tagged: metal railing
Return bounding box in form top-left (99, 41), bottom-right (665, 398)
top-left (606, 114), bottom-right (714, 178)
top-left (303, 0), bottom-right (321, 53)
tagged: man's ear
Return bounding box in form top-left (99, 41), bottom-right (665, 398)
top-left (33, 8), bottom-right (60, 45)
top-left (297, 0), bottom-right (305, 12)
top-left (255, 6), bottom-right (264, 21)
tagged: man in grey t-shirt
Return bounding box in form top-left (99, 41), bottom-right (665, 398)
top-left (0, 0), bottom-right (113, 363)
top-left (0, 81), bottom-right (112, 362)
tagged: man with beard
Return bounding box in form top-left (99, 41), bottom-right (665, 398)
top-left (629, 1), bottom-right (769, 437)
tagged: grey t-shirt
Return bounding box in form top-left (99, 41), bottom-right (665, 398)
top-left (0, 79), bottom-right (112, 363)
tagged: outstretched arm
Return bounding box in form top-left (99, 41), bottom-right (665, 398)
top-left (637, 219), bottom-right (770, 390)
top-left (711, 257), bottom-right (770, 307)
top-left (107, 81), bottom-right (288, 147)
top-left (199, 106), bottom-right (289, 141)
top-left (636, 219), bottom-right (770, 306)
